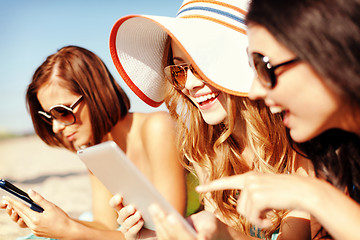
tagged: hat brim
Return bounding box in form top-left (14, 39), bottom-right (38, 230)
top-left (110, 14), bottom-right (253, 107)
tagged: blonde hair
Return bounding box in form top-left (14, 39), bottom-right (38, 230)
top-left (165, 83), bottom-right (294, 238)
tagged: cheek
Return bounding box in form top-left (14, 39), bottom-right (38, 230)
top-left (78, 107), bottom-right (93, 135)
top-left (274, 65), bottom-right (320, 110)
top-left (200, 102), bottom-right (228, 125)
top-left (287, 92), bottom-right (339, 142)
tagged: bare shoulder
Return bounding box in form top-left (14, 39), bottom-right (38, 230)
top-left (141, 111), bottom-right (176, 137)
top-left (292, 154), bottom-right (315, 177)
top-left (136, 111), bottom-right (179, 166)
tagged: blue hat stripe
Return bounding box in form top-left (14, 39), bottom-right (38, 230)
top-left (177, 6), bottom-right (245, 25)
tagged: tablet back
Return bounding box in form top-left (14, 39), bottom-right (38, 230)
top-left (77, 141), bottom-right (195, 235)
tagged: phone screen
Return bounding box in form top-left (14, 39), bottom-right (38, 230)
top-left (0, 179), bottom-right (44, 213)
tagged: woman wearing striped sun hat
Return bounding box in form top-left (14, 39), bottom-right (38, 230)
top-left (109, 0), bottom-right (313, 239)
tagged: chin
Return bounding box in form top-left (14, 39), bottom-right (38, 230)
top-left (202, 117), bottom-right (225, 126)
top-left (201, 112), bottom-right (227, 126)
top-left (289, 128), bottom-right (317, 143)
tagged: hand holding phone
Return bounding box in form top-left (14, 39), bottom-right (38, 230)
top-left (0, 179), bottom-right (44, 213)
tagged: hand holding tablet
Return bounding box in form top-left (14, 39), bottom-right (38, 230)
top-left (77, 141), bottom-right (196, 236)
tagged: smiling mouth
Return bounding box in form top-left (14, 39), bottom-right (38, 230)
top-left (269, 106), bottom-right (286, 114)
top-left (195, 92), bottom-right (220, 105)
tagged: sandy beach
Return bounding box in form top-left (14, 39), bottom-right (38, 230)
top-left (0, 135), bottom-right (91, 240)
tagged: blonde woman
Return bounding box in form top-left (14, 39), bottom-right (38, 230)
top-left (109, 0), bottom-right (313, 239)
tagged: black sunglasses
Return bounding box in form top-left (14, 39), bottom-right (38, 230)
top-left (38, 96), bottom-right (83, 126)
top-left (250, 52), bottom-right (300, 89)
top-left (164, 63), bottom-right (202, 90)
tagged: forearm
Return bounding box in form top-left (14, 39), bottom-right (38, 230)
top-left (73, 219), bottom-right (106, 229)
top-left (192, 209), bottom-right (258, 240)
top-left (307, 184), bottom-right (360, 240)
top-left (60, 218), bottom-right (125, 240)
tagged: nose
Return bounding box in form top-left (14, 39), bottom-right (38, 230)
top-left (248, 77), bottom-right (268, 100)
top-left (52, 119), bottom-right (66, 134)
top-left (184, 69), bottom-right (204, 91)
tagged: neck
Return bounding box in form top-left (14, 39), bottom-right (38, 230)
top-left (335, 104), bottom-right (360, 137)
top-left (232, 119), bottom-right (247, 143)
top-left (231, 120), bottom-right (255, 168)
top-left (102, 112), bottom-right (134, 150)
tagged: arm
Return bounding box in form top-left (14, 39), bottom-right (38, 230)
top-left (197, 172), bottom-right (360, 240)
top-left (146, 162), bottom-right (258, 240)
top-left (276, 155), bottom-right (313, 240)
top-left (305, 179), bottom-right (360, 240)
top-left (112, 112), bottom-right (187, 239)
top-left (149, 204), bottom-right (260, 240)
top-left (1, 189), bottom-right (125, 240)
top-left (89, 172), bottom-right (119, 229)
top-left (141, 112), bottom-right (187, 214)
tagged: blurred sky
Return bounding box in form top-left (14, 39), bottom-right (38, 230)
top-left (0, 0), bottom-right (181, 135)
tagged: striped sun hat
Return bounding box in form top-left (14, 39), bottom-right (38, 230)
top-left (110, 0), bottom-right (253, 107)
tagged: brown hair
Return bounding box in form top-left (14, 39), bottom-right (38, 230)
top-left (26, 45), bottom-right (130, 151)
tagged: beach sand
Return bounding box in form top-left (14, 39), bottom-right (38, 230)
top-left (0, 135), bottom-right (91, 240)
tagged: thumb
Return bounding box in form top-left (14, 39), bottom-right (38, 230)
top-left (109, 194), bottom-right (123, 211)
top-left (28, 189), bottom-right (47, 207)
top-left (28, 189), bottom-right (41, 200)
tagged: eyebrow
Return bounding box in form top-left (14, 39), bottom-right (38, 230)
top-left (172, 56), bottom-right (186, 63)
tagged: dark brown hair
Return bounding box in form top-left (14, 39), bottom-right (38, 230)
top-left (247, 0), bottom-right (360, 238)
top-left (247, 0), bottom-right (360, 105)
top-left (26, 45), bottom-right (130, 151)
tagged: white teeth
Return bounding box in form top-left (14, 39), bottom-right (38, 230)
top-left (269, 106), bottom-right (284, 114)
top-left (195, 93), bottom-right (217, 103)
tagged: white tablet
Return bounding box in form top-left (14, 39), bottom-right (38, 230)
top-left (77, 141), bottom-right (196, 235)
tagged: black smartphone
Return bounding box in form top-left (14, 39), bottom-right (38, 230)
top-left (0, 179), bottom-right (44, 213)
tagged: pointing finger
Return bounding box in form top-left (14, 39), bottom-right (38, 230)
top-left (196, 175), bottom-right (245, 192)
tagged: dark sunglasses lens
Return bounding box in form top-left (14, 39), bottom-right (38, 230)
top-left (50, 107), bottom-right (75, 125)
top-left (38, 113), bottom-right (53, 125)
top-left (253, 54), bottom-right (272, 88)
top-left (165, 65), bottom-right (186, 90)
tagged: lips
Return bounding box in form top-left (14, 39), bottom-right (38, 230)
top-left (282, 110), bottom-right (290, 127)
top-left (194, 92), bottom-right (220, 105)
top-left (268, 105), bottom-right (291, 125)
top-left (66, 133), bottom-right (76, 141)
top-left (263, 98), bottom-right (292, 128)
top-left (269, 105), bottom-right (285, 114)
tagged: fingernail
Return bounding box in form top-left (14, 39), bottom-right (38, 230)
top-left (128, 205), bottom-right (135, 213)
top-left (110, 194), bottom-right (120, 205)
top-left (114, 194), bottom-right (122, 202)
top-left (134, 211), bottom-right (141, 218)
top-left (27, 189), bottom-right (34, 196)
top-left (195, 186), bottom-right (204, 191)
top-left (167, 214), bottom-right (177, 224)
